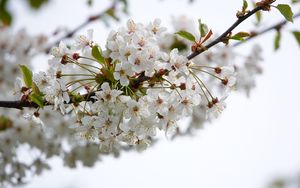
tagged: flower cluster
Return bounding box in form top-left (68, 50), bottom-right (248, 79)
top-left (33, 19), bottom-right (236, 151)
top-left (106, 19), bottom-right (168, 85)
top-left (0, 17), bottom-right (263, 185)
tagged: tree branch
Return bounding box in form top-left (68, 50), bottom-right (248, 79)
top-left (187, 6), bottom-right (263, 60)
top-left (0, 92), bottom-right (96, 110)
top-left (132, 5), bottom-right (267, 87)
top-left (0, 100), bottom-right (39, 110)
top-left (233, 11), bottom-right (300, 47)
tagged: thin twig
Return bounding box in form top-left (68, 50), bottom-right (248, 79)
top-left (187, 6), bottom-right (263, 60)
top-left (132, 5), bottom-right (267, 88)
top-left (233, 11), bottom-right (300, 47)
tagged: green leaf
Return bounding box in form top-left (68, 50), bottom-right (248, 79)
top-left (292, 31), bottom-right (300, 47)
top-left (92, 45), bottom-right (105, 64)
top-left (19, 65), bottom-right (33, 87)
top-left (170, 37), bottom-right (188, 51)
top-left (29, 93), bottom-right (44, 108)
top-left (231, 32), bottom-right (251, 41)
top-left (235, 32), bottom-right (251, 37)
top-left (274, 31), bottom-right (281, 51)
top-left (256, 11), bottom-right (262, 24)
top-left (276, 4), bottom-right (294, 23)
top-left (120, 0), bottom-right (128, 14)
top-left (230, 35), bottom-right (245, 41)
top-left (0, 0), bottom-right (12, 26)
top-left (242, 0), bottom-right (248, 11)
top-left (106, 8), bottom-right (119, 21)
top-left (0, 115), bottom-right (12, 131)
top-left (0, 8), bottom-right (12, 26)
top-left (87, 0), bottom-right (93, 6)
top-left (198, 19), bottom-right (208, 37)
top-left (32, 82), bottom-right (41, 95)
top-left (292, 0), bottom-right (300, 4)
top-left (175, 30), bottom-right (196, 42)
top-left (251, 1), bottom-right (262, 25)
top-left (27, 0), bottom-right (48, 9)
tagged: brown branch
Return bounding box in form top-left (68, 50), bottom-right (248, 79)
top-left (132, 3), bottom-right (269, 88)
top-left (233, 11), bottom-right (300, 47)
top-left (0, 92), bottom-right (96, 110)
top-left (187, 6), bottom-right (263, 60)
top-left (0, 100), bottom-right (39, 110)
top-left (44, 0), bottom-right (120, 53)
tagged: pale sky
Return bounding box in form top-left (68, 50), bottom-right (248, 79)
top-left (9, 0), bottom-right (300, 188)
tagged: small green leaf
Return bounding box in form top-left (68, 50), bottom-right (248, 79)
top-left (198, 19), bottom-right (208, 38)
top-left (0, 7), bottom-right (12, 26)
top-left (292, 31), bottom-right (300, 47)
top-left (106, 8), bottom-right (119, 21)
top-left (32, 82), bottom-right (41, 95)
top-left (27, 0), bottom-right (48, 9)
top-left (0, 0), bottom-right (12, 26)
top-left (19, 65), bottom-right (33, 87)
top-left (274, 31), bottom-right (281, 51)
top-left (231, 32), bottom-right (251, 41)
top-left (170, 38), bottom-right (188, 51)
top-left (92, 45), bottom-right (105, 64)
top-left (29, 93), bottom-right (44, 108)
top-left (120, 0), bottom-right (129, 14)
top-left (276, 4), bottom-right (294, 23)
top-left (242, 0), bottom-right (248, 11)
top-left (175, 30), bottom-right (196, 42)
top-left (87, 0), bottom-right (93, 6)
top-left (252, 1), bottom-right (262, 25)
top-left (292, 0), bottom-right (300, 4)
top-left (235, 32), bottom-right (251, 37)
top-left (255, 11), bottom-right (261, 24)
top-left (230, 35), bottom-right (245, 41)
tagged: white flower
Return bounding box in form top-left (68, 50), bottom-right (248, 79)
top-left (128, 51), bottom-right (149, 74)
top-left (12, 77), bottom-right (24, 98)
top-left (208, 96), bottom-right (227, 118)
top-left (168, 48), bottom-right (189, 75)
top-left (50, 41), bottom-right (70, 58)
top-left (43, 79), bottom-right (69, 114)
top-left (125, 99), bottom-right (149, 125)
top-left (216, 66), bottom-right (237, 91)
top-left (177, 96), bottom-right (198, 116)
top-left (127, 19), bottom-right (137, 33)
top-left (74, 29), bottom-right (93, 52)
top-left (33, 71), bottom-right (52, 91)
top-left (113, 63), bottom-right (134, 86)
top-left (24, 112), bottom-right (45, 127)
top-left (146, 89), bottom-right (169, 116)
top-left (94, 82), bottom-right (123, 103)
top-left (147, 18), bottom-right (166, 35)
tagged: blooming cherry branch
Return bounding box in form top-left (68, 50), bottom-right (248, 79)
top-left (0, 0), bottom-right (297, 186)
top-left (0, 0), bottom-right (289, 110)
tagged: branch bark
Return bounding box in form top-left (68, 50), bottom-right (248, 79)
top-left (187, 6), bottom-right (262, 60)
top-left (0, 100), bottom-right (39, 110)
